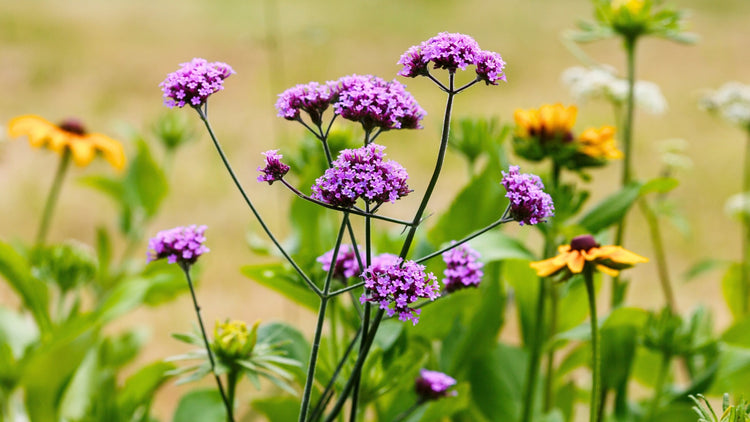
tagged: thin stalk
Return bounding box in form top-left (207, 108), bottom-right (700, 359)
top-left (36, 149), bottom-right (71, 245)
top-left (392, 400), bottom-right (425, 422)
top-left (179, 264), bottom-right (234, 422)
top-left (639, 199), bottom-right (677, 312)
top-left (612, 36), bottom-right (638, 308)
top-left (584, 265), bottom-right (601, 422)
top-left (195, 108), bottom-right (322, 297)
top-left (645, 353), bottom-right (671, 422)
top-left (743, 130), bottom-right (750, 315)
top-left (299, 215), bottom-right (350, 422)
top-left (227, 370), bottom-right (239, 415)
top-left (520, 276), bottom-right (547, 422)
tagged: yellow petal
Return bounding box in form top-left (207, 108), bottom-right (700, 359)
top-left (566, 251), bottom-right (585, 274)
top-left (530, 257), bottom-right (565, 277)
top-left (68, 138), bottom-right (96, 167)
top-left (89, 133), bottom-right (127, 170)
top-left (8, 115), bottom-right (59, 148)
top-left (595, 264), bottom-right (620, 277)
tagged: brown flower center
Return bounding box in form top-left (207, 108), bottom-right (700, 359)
top-left (570, 235), bottom-right (599, 252)
top-left (58, 118), bottom-right (87, 136)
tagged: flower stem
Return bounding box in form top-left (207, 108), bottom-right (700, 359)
top-left (543, 162), bottom-right (561, 412)
top-left (612, 36), bottom-right (638, 309)
top-left (36, 149), bottom-right (71, 245)
top-left (194, 108), bottom-right (321, 297)
top-left (179, 264), bottom-right (234, 422)
top-left (520, 276), bottom-right (547, 422)
top-left (639, 199), bottom-right (677, 312)
top-left (584, 265), bottom-right (601, 422)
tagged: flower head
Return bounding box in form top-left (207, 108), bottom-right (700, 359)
top-left (578, 126), bottom-right (622, 159)
top-left (275, 81), bottom-right (336, 125)
top-left (530, 234), bottom-right (648, 278)
top-left (514, 104), bottom-right (577, 143)
top-left (8, 115), bottom-right (126, 170)
top-left (316, 244), bottom-right (364, 280)
top-left (475, 50), bottom-right (507, 85)
top-left (213, 319), bottom-right (257, 360)
top-left (415, 369), bottom-right (457, 401)
top-left (360, 258), bottom-right (440, 325)
top-left (442, 242), bottom-right (484, 293)
top-left (147, 225), bottom-right (209, 265)
top-left (257, 150), bottom-right (290, 185)
top-left (701, 82), bottom-right (750, 129)
top-left (332, 75), bottom-right (425, 132)
top-left (501, 166), bottom-right (554, 226)
top-left (160, 58), bottom-right (235, 108)
top-left (311, 143), bottom-right (411, 208)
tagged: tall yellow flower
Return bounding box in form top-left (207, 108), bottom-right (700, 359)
top-left (514, 103), bottom-right (577, 142)
top-left (8, 115), bottom-right (126, 170)
top-left (530, 234), bottom-right (648, 277)
top-left (578, 126), bottom-right (623, 160)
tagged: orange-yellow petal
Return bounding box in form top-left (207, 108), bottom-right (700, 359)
top-left (8, 115), bottom-right (59, 148)
top-left (595, 264), bottom-right (620, 277)
top-left (566, 250), bottom-right (585, 273)
top-left (530, 257), bottom-right (565, 277)
top-left (68, 138), bottom-right (96, 167)
top-left (590, 245), bottom-right (648, 265)
top-left (88, 133), bottom-right (126, 170)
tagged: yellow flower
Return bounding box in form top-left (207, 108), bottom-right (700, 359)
top-left (8, 115), bottom-right (126, 170)
top-left (214, 319), bottom-right (258, 358)
top-left (611, 0), bottom-right (644, 14)
top-left (514, 103), bottom-right (577, 142)
top-left (578, 126), bottom-right (623, 160)
top-left (530, 234), bottom-right (648, 277)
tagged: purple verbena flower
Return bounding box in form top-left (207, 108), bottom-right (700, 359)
top-left (442, 242), bottom-right (484, 293)
top-left (160, 58), bottom-right (235, 108)
top-left (475, 50), bottom-right (507, 85)
top-left (360, 258), bottom-right (440, 325)
top-left (275, 81), bottom-right (336, 125)
top-left (311, 143), bottom-right (411, 208)
top-left (501, 166), bottom-right (555, 226)
top-left (398, 32), bottom-right (481, 76)
top-left (257, 150), bottom-right (290, 185)
top-left (316, 244), bottom-right (365, 280)
top-left (332, 74), bottom-right (425, 132)
top-left (415, 369), bottom-right (457, 401)
top-left (147, 225), bottom-right (209, 265)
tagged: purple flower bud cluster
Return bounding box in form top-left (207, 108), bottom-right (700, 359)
top-left (501, 166), bottom-right (555, 226)
top-left (360, 258), bottom-right (440, 325)
top-left (311, 143), bottom-right (411, 208)
top-left (415, 369), bottom-right (457, 401)
top-left (316, 244), bottom-right (364, 280)
top-left (332, 74), bottom-right (426, 132)
top-left (442, 242), bottom-right (484, 293)
top-left (397, 32), bottom-right (506, 85)
top-left (147, 225), bottom-right (209, 265)
top-left (257, 150), bottom-right (290, 184)
top-left (160, 58), bottom-right (235, 108)
top-left (275, 81), bottom-right (336, 125)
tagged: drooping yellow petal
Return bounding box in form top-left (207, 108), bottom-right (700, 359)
top-left (595, 264), bottom-right (620, 277)
top-left (89, 133), bottom-right (127, 170)
top-left (68, 138), bottom-right (96, 167)
top-left (8, 115), bottom-right (60, 148)
top-left (566, 250), bottom-right (585, 273)
top-left (602, 246), bottom-right (649, 265)
top-left (530, 256), bottom-right (566, 277)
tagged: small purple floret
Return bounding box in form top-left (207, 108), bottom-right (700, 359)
top-left (360, 258), bottom-right (440, 325)
top-left (332, 74), bottom-right (425, 132)
top-left (501, 166), bottom-right (555, 226)
top-left (275, 81), bottom-right (336, 125)
top-left (160, 58), bottom-right (235, 108)
top-left (415, 369), bottom-right (457, 401)
top-left (311, 143), bottom-right (411, 208)
top-left (316, 244), bottom-right (365, 280)
top-left (475, 50), bottom-right (507, 85)
top-left (442, 242), bottom-right (484, 293)
top-left (257, 150), bottom-right (290, 185)
top-left (147, 225), bottom-right (209, 265)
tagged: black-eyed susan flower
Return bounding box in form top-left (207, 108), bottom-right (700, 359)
top-left (530, 234), bottom-right (648, 278)
top-left (514, 103), bottom-right (577, 143)
top-left (8, 115), bottom-right (126, 170)
top-left (578, 126), bottom-right (623, 160)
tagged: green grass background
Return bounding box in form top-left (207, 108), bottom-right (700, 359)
top-left (1, 0), bottom-right (749, 418)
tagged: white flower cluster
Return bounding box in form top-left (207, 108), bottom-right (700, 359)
top-left (561, 66), bottom-right (667, 115)
top-left (701, 82), bottom-right (750, 128)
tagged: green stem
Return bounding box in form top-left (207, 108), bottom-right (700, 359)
top-left (639, 199), bottom-right (677, 312)
top-left (743, 130), bottom-right (750, 316)
top-left (36, 149), bottom-right (71, 245)
top-left (392, 400), bottom-right (425, 422)
top-left (180, 264), bottom-right (234, 422)
top-left (543, 161), bottom-right (561, 412)
top-left (584, 266), bottom-right (601, 422)
top-left (612, 36), bottom-right (638, 309)
top-left (520, 276), bottom-right (547, 422)
top-left (645, 353), bottom-right (671, 422)
top-left (227, 370), bottom-right (239, 415)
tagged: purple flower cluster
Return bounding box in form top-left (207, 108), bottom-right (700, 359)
top-left (442, 242), bottom-right (484, 293)
top-left (332, 75), bottom-right (426, 132)
top-left (397, 32), bottom-right (506, 84)
top-left (160, 58), bottom-right (235, 108)
top-left (360, 258), bottom-right (440, 325)
top-left (257, 150), bottom-right (290, 185)
top-left (311, 144), bottom-right (411, 208)
top-left (147, 225), bottom-right (209, 265)
top-left (501, 166), bottom-right (555, 226)
top-left (316, 244), bottom-right (364, 280)
top-left (275, 81), bottom-right (335, 125)
top-left (415, 369), bottom-right (457, 401)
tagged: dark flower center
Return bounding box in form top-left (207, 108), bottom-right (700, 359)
top-left (570, 235), bottom-right (599, 252)
top-left (58, 119), bottom-right (87, 135)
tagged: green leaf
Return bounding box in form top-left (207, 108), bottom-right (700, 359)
top-left (78, 174), bottom-right (124, 204)
top-left (578, 182), bottom-right (642, 233)
top-left (467, 231), bottom-right (536, 262)
top-left (172, 389), bottom-right (227, 422)
top-left (256, 322), bottom-right (309, 384)
top-left (95, 278), bottom-right (151, 324)
top-left (467, 343), bottom-right (527, 421)
top-left (0, 306), bottom-right (39, 358)
top-left (124, 139), bottom-right (168, 217)
top-left (503, 259), bottom-right (539, 347)
top-left (241, 263), bottom-right (319, 312)
top-left (640, 177), bottom-right (679, 195)
top-left (708, 344), bottom-right (750, 396)
top-left (0, 240), bottom-right (51, 333)
top-left (722, 317), bottom-right (750, 347)
top-left (599, 308), bottom-right (647, 389)
top-left (117, 361), bottom-right (176, 416)
top-left (721, 263), bottom-right (744, 320)
top-left (683, 259), bottom-right (728, 282)
top-left (251, 395), bottom-right (300, 422)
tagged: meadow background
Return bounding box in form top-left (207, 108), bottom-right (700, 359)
top-left (1, 0), bottom-right (749, 418)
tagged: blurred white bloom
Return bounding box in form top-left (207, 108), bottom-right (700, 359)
top-left (701, 81), bottom-right (750, 128)
top-left (561, 66), bottom-right (667, 115)
top-left (725, 192), bottom-right (750, 221)
top-left (656, 138), bottom-right (692, 172)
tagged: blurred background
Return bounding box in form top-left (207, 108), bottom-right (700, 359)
top-left (1, 0), bottom-right (749, 418)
